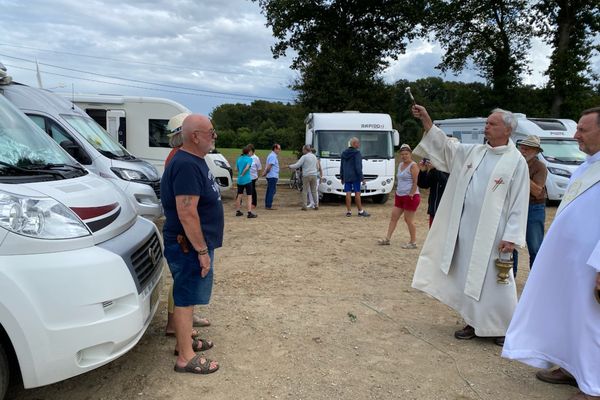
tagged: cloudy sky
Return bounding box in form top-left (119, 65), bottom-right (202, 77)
top-left (0, 0), bottom-right (561, 116)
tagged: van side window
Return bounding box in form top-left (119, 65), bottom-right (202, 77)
top-left (148, 119), bottom-right (170, 148)
top-left (25, 114), bottom-right (92, 165)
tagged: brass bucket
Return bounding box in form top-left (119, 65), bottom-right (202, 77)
top-left (495, 252), bottom-right (513, 285)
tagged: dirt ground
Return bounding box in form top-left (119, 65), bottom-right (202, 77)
top-left (8, 184), bottom-right (576, 400)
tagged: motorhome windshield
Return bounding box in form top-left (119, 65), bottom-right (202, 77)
top-left (540, 139), bottom-right (586, 165)
top-left (315, 130), bottom-right (393, 159)
top-left (62, 114), bottom-right (133, 159)
top-left (0, 96), bottom-right (75, 170)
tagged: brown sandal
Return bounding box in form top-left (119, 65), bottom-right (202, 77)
top-left (174, 354), bottom-right (219, 374)
top-left (173, 338), bottom-right (213, 356)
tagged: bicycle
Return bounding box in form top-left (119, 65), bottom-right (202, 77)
top-left (288, 169), bottom-right (303, 191)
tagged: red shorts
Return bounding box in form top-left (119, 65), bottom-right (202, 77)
top-left (394, 194), bottom-right (420, 211)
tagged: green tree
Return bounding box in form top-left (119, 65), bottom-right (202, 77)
top-left (533, 0), bottom-right (600, 116)
top-left (253, 0), bottom-right (423, 111)
top-left (428, 0), bottom-right (533, 107)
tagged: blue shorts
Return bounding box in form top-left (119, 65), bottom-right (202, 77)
top-left (164, 242), bottom-right (214, 307)
top-left (344, 181), bottom-right (362, 193)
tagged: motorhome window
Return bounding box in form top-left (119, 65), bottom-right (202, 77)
top-left (528, 119), bottom-right (566, 131)
top-left (149, 119), bottom-right (170, 148)
top-left (315, 130), bottom-right (393, 159)
top-left (540, 139), bottom-right (586, 164)
top-left (63, 114), bottom-right (130, 158)
top-left (0, 96), bottom-right (73, 167)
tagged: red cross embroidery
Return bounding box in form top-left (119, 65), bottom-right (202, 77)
top-left (492, 177), bottom-right (504, 191)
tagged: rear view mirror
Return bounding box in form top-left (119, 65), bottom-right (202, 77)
top-left (60, 140), bottom-right (92, 165)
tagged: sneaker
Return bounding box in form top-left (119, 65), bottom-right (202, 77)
top-left (377, 238), bottom-right (390, 245)
top-left (314, 206), bottom-right (319, 211)
top-left (357, 210), bottom-right (370, 217)
top-left (235, 210), bottom-right (243, 217)
top-left (401, 242), bottom-right (417, 249)
top-left (301, 207), bottom-right (307, 211)
top-left (307, 203), bottom-right (315, 209)
top-left (345, 211), bottom-right (352, 217)
top-left (247, 212), bottom-right (257, 219)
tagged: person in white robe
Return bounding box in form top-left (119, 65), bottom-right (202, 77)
top-left (410, 105), bottom-right (530, 346)
top-left (502, 107), bottom-right (600, 400)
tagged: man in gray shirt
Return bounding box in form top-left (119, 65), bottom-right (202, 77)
top-left (289, 144), bottom-right (322, 210)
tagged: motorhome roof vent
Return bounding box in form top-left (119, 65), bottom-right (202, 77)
top-left (342, 110), bottom-right (360, 113)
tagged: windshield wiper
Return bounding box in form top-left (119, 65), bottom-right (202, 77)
top-left (0, 161), bottom-right (64, 179)
top-left (21, 163), bottom-right (87, 178)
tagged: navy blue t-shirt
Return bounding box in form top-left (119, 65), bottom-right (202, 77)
top-left (161, 150), bottom-right (224, 249)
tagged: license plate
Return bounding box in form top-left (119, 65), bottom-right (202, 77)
top-left (150, 277), bottom-right (162, 309)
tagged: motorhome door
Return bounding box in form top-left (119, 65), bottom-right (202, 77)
top-left (84, 108), bottom-right (127, 146)
top-left (107, 110), bottom-right (126, 146)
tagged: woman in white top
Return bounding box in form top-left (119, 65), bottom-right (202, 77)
top-left (378, 144), bottom-right (421, 248)
top-left (248, 144), bottom-right (262, 210)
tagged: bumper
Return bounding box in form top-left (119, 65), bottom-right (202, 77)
top-left (121, 180), bottom-right (162, 219)
top-left (318, 176), bottom-right (394, 197)
top-left (546, 175), bottom-right (569, 201)
top-left (0, 218), bottom-right (163, 388)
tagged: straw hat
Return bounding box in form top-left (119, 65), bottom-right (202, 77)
top-left (517, 135), bottom-right (543, 152)
top-left (167, 112), bottom-right (191, 137)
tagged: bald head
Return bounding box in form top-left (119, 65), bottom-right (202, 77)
top-left (182, 114), bottom-right (211, 140)
top-left (180, 114), bottom-right (216, 155)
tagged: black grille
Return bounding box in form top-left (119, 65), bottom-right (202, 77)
top-left (130, 233), bottom-right (163, 292)
top-left (334, 174), bottom-right (378, 181)
top-left (149, 180), bottom-right (160, 199)
top-left (215, 176), bottom-right (230, 187)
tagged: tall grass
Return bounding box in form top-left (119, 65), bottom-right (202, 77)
top-left (218, 148), bottom-right (298, 170)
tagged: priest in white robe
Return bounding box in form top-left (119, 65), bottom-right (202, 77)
top-left (503, 107), bottom-right (600, 400)
top-left (410, 105), bottom-right (530, 345)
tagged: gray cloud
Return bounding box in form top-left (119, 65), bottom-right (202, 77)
top-left (1, 1), bottom-right (594, 115)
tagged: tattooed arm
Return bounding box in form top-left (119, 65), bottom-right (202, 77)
top-left (176, 195), bottom-right (211, 276)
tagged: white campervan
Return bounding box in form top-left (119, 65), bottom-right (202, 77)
top-left (434, 115), bottom-right (585, 201)
top-left (1, 81), bottom-right (162, 219)
top-left (0, 93), bottom-right (163, 399)
top-left (305, 112), bottom-right (400, 203)
top-left (62, 94), bottom-right (233, 192)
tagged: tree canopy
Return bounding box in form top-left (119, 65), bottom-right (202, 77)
top-left (253, 0), bottom-right (424, 111)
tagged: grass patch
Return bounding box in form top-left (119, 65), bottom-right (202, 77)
top-left (217, 148), bottom-right (299, 171)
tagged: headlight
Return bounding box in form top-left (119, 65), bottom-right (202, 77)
top-left (0, 191), bottom-right (90, 239)
top-left (547, 167), bottom-right (571, 178)
top-left (111, 167), bottom-right (149, 181)
top-left (213, 160), bottom-right (230, 169)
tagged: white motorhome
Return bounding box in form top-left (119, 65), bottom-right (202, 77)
top-left (434, 115), bottom-right (585, 201)
top-left (305, 112), bottom-right (400, 203)
top-left (62, 94), bottom-right (233, 191)
top-left (1, 81), bottom-right (162, 219)
top-left (0, 91), bottom-right (163, 399)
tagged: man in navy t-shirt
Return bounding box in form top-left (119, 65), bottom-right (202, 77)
top-left (161, 114), bottom-right (223, 375)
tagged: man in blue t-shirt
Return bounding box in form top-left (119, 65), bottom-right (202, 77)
top-left (262, 143), bottom-right (281, 209)
top-left (161, 114), bottom-right (222, 375)
top-left (235, 145), bottom-right (257, 218)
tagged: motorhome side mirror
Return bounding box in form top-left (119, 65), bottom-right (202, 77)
top-left (60, 140), bottom-right (92, 165)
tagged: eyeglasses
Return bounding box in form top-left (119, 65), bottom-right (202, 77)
top-left (193, 128), bottom-right (217, 138)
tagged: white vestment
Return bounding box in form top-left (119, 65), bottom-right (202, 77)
top-left (503, 151), bottom-right (600, 396)
top-left (412, 126), bottom-right (530, 337)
